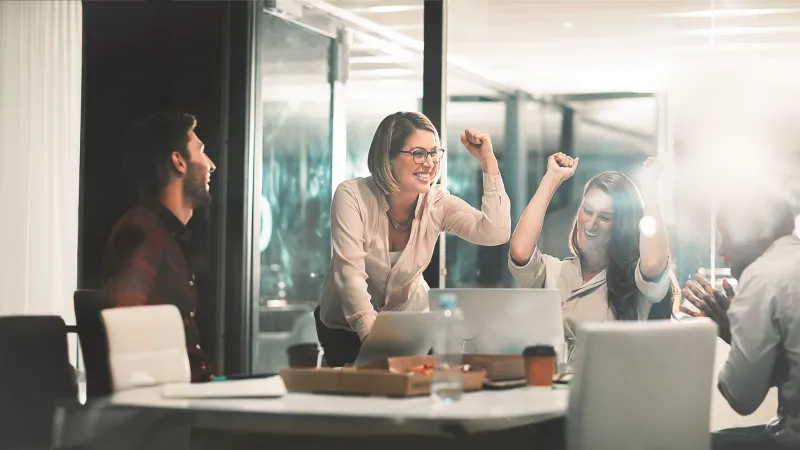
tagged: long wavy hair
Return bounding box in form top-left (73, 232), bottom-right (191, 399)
top-left (568, 171), bottom-right (678, 320)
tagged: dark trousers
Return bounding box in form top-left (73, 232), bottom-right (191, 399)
top-left (314, 306), bottom-right (362, 367)
top-left (712, 425), bottom-right (790, 450)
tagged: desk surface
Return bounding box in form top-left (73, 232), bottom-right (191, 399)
top-left (107, 386), bottom-right (568, 436)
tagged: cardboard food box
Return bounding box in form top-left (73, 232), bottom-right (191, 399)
top-left (280, 356), bottom-right (486, 397)
top-left (462, 354), bottom-right (525, 381)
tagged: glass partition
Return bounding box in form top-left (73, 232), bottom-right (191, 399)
top-left (251, 4), bottom-right (424, 372)
top-left (253, 12), bottom-right (334, 374)
top-left (443, 98), bottom-right (508, 288)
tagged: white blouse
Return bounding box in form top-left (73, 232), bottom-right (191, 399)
top-left (509, 247), bottom-right (671, 342)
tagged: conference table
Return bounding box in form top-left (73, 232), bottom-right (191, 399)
top-left (87, 384), bottom-right (569, 450)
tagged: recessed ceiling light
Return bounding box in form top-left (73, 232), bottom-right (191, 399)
top-left (563, 22), bottom-right (573, 28)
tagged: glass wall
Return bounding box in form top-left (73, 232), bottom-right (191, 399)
top-left (344, 91), bottom-right (420, 179)
top-left (535, 97), bottom-right (658, 260)
top-left (443, 97), bottom-right (508, 288)
top-left (250, 3), bottom-right (668, 372)
top-left (251, 3), bottom-right (425, 373)
top-left (254, 12), bottom-right (334, 373)
top-left (251, 0), bottom-right (799, 370)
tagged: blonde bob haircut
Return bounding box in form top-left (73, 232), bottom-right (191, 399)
top-left (367, 111), bottom-right (441, 195)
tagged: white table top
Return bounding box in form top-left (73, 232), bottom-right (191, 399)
top-left (107, 386), bottom-right (568, 436)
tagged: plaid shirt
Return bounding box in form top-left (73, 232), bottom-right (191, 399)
top-left (100, 198), bottom-right (215, 382)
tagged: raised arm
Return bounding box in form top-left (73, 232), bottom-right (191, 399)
top-left (436, 130), bottom-right (510, 245)
top-left (509, 153), bottom-right (578, 266)
top-left (329, 184), bottom-right (375, 340)
top-left (637, 158), bottom-right (670, 279)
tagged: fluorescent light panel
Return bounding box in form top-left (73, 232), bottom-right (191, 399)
top-left (653, 8), bottom-right (800, 18)
top-left (680, 26), bottom-right (800, 37)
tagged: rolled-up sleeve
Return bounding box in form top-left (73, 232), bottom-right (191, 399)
top-left (634, 257), bottom-right (671, 302)
top-left (508, 247), bottom-right (560, 289)
top-left (329, 184), bottom-right (377, 340)
top-left (435, 172), bottom-right (511, 246)
top-left (718, 274), bottom-right (780, 416)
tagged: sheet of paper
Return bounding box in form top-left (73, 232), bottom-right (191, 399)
top-left (161, 375), bottom-right (287, 399)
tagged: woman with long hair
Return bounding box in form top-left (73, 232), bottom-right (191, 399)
top-left (509, 152), bottom-right (677, 349)
top-left (316, 112), bottom-right (511, 367)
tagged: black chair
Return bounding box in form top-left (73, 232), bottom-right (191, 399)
top-left (73, 289), bottom-right (113, 398)
top-left (0, 316), bottom-right (79, 449)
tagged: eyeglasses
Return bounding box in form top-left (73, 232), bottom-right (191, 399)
top-left (397, 148), bottom-right (445, 164)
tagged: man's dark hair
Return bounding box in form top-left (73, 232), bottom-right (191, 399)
top-left (123, 111), bottom-right (197, 196)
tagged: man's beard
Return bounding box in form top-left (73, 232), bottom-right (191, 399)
top-left (183, 161), bottom-right (211, 209)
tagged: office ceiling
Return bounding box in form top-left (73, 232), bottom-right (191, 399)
top-left (261, 1), bottom-right (799, 167)
top-left (324, 0), bottom-right (800, 90)
top-left (319, 1), bottom-right (800, 161)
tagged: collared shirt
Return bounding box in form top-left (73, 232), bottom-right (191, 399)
top-left (718, 234), bottom-right (800, 446)
top-left (100, 198), bottom-right (215, 382)
top-left (318, 173), bottom-right (511, 340)
top-left (508, 247), bottom-right (671, 343)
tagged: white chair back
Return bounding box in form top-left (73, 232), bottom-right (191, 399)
top-left (568, 319), bottom-right (717, 450)
top-left (101, 305), bottom-right (191, 392)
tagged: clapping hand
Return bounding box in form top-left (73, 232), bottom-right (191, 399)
top-left (680, 274), bottom-right (734, 343)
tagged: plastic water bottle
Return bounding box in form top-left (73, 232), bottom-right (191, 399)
top-left (431, 293), bottom-right (464, 404)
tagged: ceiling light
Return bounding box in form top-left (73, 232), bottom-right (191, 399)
top-left (680, 26), bottom-right (800, 37)
top-left (563, 22), bottom-right (573, 28)
top-left (653, 8), bottom-right (800, 19)
top-left (352, 5), bottom-right (424, 14)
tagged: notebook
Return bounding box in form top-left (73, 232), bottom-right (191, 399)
top-left (160, 375), bottom-right (287, 399)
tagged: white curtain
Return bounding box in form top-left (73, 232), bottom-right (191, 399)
top-left (0, 1), bottom-right (82, 324)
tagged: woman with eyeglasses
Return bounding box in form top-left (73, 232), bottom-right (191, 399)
top-left (315, 111), bottom-right (511, 367)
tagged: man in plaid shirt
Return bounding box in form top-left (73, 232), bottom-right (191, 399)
top-left (100, 111), bottom-right (217, 382)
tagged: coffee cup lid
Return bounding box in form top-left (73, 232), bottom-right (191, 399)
top-left (522, 345), bottom-right (556, 357)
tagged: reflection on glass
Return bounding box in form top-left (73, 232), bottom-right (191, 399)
top-left (345, 97), bottom-right (420, 179)
top-left (255, 13), bottom-right (333, 373)
top-left (253, 12), bottom-right (425, 373)
top-left (444, 100), bottom-right (508, 288)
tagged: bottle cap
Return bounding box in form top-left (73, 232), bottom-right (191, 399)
top-left (438, 293), bottom-right (457, 310)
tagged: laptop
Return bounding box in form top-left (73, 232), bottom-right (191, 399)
top-left (352, 311), bottom-right (436, 367)
top-left (429, 288), bottom-right (565, 358)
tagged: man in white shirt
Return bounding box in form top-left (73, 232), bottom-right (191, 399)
top-left (681, 191), bottom-right (799, 449)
